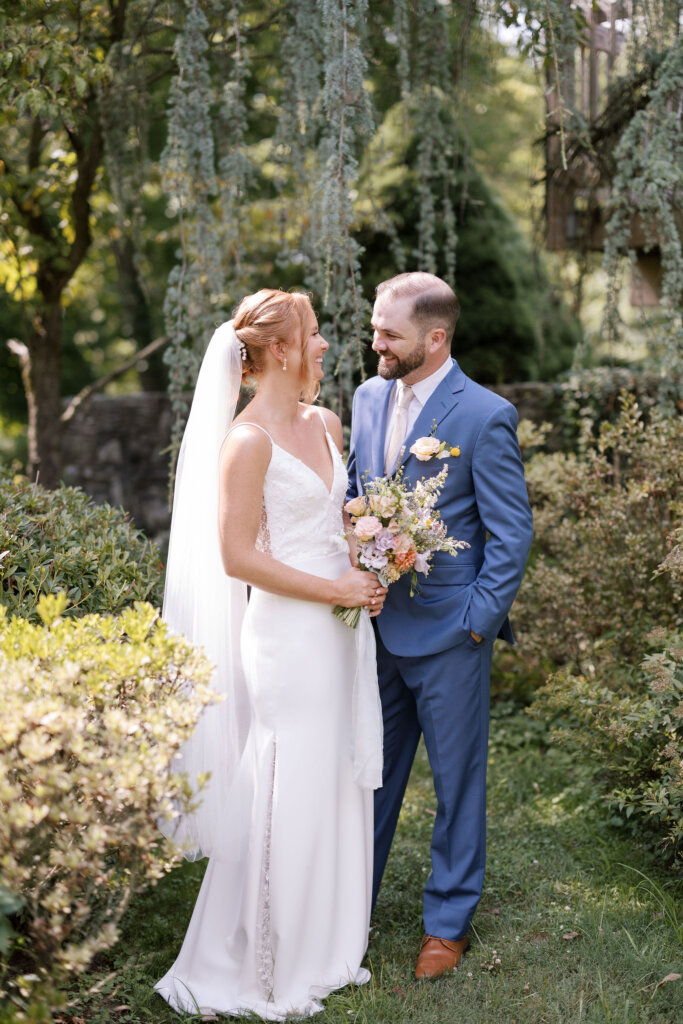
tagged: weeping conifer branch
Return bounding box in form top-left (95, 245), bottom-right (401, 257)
top-left (216, 0), bottom-right (253, 300)
top-left (393, 0), bottom-right (411, 99)
top-left (99, 37), bottom-right (149, 256)
top-left (271, 0), bottom-right (322, 273)
top-left (161, 0), bottom-right (219, 488)
top-left (308, 0), bottom-right (374, 420)
top-left (410, 0), bottom-right (458, 283)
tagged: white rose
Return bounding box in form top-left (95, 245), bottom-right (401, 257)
top-left (409, 437), bottom-right (442, 461)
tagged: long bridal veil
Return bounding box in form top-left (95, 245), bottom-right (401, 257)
top-left (158, 318), bottom-right (383, 863)
top-left (159, 320), bottom-right (252, 863)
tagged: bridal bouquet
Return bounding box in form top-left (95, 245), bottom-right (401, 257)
top-left (334, 455), bottom-right (469, 628)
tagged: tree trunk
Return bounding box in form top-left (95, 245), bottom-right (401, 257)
top-left (26, 301), bottom-right (63, 489)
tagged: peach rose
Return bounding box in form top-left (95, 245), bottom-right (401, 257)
top-left (369, 493), bottom-right (398, 517)
top-left (353, 515), bottom-right (383, 542)
top-left (409, 436), bottom-right (442, 461)
top-left (394, 549), bottom-right (417, 571)
top-left (344, 496), bottom-right (367, 516)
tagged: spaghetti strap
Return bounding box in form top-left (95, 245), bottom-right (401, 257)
top-left (225, 421), bottom-right (274, 444)
top-left (315, 407), bottom-right (329, 435)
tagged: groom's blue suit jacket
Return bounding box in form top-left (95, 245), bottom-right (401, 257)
top-left (347, 360), bottom-right (534, 658)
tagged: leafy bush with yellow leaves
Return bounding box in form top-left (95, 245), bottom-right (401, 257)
top-left (0, 469), bottom-right (163, 623)
top-left (0, 594), bottom-right (216, 1015)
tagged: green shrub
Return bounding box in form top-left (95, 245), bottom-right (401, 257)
top-left (514, 396), bottom-right (682, 683)
top-left (0, 594), bottom-right (215, 1014)
top-left (0, 470), bottom-right (163, 623)
top-left (539, 624), bottom-right (683, 862)
top-left (513, 400), bottom-right (683, 860)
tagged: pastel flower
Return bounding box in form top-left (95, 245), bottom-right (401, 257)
top-left (360, 548), bottom-right (389, 570)
top-left (410, 437), bottom-right (442, 461)
top-left (392, 532), bottom-right (414, 554)
top-left (353, 515), bottom-right (383, 542)
top-left (394, 549), bottom-right (417, 571)
top-left (369, 493), bottom-right (398, 517)
top-left (345, 496), bottom-right (367, 516)
top-left (414, 552), bottom-right (431, 574)
top-left (374, 529), bottom-right (396, 554)
top-left (381, 564), bottom-right (402, 584)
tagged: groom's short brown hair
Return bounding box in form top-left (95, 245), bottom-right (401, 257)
top-left (375, 272), bottom-right (460, 346)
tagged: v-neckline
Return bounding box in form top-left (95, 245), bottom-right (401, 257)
top-left (271, 429), bottom-right (338, 497)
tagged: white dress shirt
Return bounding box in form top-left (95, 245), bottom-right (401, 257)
top-left (383, 358), bottom-right (454, 465)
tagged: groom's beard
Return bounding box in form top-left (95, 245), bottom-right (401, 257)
top-left (377, 337), bottom-right (426, 380)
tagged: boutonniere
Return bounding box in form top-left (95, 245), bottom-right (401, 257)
top-left (409, 436), bottom-right (460, 462)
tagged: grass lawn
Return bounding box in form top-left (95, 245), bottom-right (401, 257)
top-left (66, 712), bottom-right (682, 1024)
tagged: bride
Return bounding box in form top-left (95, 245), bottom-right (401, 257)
top-left (155, 289), bottom-right (386, 1019)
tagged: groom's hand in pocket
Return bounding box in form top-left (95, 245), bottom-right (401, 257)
top-left (470, 630), bottom-right (482, 644)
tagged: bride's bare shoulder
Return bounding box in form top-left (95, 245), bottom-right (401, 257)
top-left (311, 405), bottom-right (343, 450)
top-left (220, 417), bottom-right (272, 465)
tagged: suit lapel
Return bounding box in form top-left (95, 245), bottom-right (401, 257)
top-left (370, 379), bottom-right (394, 478)
top-left (403, 361), bottom-right (466, 454)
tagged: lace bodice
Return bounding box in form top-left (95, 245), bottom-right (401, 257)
top-left (232, 420), bottom-right (349, 567)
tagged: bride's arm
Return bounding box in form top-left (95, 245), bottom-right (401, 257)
top-left (218, 426), bottom-right (382, 610)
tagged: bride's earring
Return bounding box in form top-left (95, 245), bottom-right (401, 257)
top-left (282, 356), bottom-right (287, 372)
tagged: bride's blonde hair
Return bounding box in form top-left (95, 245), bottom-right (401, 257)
top-left (233, 289), bottom-right (319, 404)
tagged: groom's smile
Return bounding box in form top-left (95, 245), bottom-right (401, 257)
top-left (371, 294), bottom-right (428, 382)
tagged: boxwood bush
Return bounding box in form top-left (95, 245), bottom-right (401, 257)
top-left (0, 595), bottom-right (216, 1015)
top-left (0, 470), bottom-right (163, 623)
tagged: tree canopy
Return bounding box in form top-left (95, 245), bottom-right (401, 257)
top-left (0, 1), bottom-right (680, 485)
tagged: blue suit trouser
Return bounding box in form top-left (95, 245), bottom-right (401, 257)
top-left (373, 627), bottom-right (493, 940)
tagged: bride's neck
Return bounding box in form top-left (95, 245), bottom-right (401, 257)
top-left (251, 374), bottom-right (302, 426)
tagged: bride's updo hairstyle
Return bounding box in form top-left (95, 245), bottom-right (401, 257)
top-left (233, 289), bottom-right (319, 404)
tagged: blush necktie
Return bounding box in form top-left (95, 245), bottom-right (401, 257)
top-left (384, 384), bottom-right (414, 474)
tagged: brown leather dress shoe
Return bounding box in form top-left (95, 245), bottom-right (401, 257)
top-left (414, 934), bottom-right (470, 980)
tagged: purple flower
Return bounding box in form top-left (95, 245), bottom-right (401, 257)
top-left (374, 529), bottom-right (395, 554)
top-left (359, 542), bottom-right (389, 571)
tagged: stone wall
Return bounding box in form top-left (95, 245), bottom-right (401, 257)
top-left (62, 393), bottom-right (175, 548)
top-left (62, 383), bottom-right (564, 545)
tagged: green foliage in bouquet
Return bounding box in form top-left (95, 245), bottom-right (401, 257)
top-left (0, 469), bottom-right (163, 623)
top-left (0, 595), bottom-right (216, 1014)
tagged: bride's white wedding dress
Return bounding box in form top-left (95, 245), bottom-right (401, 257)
top-left (155, 419), bottom-right (374, 1020)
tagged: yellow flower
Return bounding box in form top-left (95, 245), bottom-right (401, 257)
top-left (450, 446), bottom-right (460, 457)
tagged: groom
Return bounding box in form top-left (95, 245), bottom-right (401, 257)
top-left (347, 272), bottom-right (533, 979)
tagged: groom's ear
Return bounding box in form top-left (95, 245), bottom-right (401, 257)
top-left (427, 327), bottom-right (447, 353)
